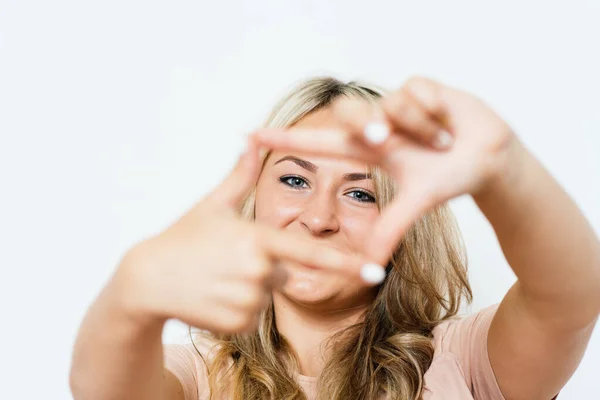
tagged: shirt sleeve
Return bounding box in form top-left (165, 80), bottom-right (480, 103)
top-left (434, 304), bottom-right (560, 400)
top-left (433, 303), bottom-right (506, 399)
top-left (163, 344), bottom-right (201, 400)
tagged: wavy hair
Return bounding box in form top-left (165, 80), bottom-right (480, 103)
top-left (189, 76), bottom-right (473, 400)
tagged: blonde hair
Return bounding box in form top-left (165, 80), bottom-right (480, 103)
top-left (190, 76), bottom-right (472, 399)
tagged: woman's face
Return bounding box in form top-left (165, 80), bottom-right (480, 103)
top-left (254, 101), bottom-right (381, 310)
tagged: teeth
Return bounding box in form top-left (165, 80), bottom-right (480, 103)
top-left (360, 263), bottom-right (386, 284)
top-left (364, 122), bottom-right (390, 144)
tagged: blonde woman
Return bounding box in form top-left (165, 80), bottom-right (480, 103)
top-left (70, 76), bottom-right (599, 400)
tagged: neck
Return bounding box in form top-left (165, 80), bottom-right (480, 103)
top-left (272, 291), bottom-right (374, 377)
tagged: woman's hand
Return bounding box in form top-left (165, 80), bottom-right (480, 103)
top-left (254, 76), bottom-right (522, 265)
top-left (114, 137), bottom-right (368, 334)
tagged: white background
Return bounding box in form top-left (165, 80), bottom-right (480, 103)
top-left (1, 1), bottom-right (599, 399)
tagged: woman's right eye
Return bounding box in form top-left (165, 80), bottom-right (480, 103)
top-left (279, 175), bottom-right (309, 189)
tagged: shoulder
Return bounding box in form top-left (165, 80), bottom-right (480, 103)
top-left (163, 333), bottom-right (224, 400)
top-left (431, 303), bottom-right (500, 353)
top-left (426, 304), bottom-right (506, 399)
top-left (164, 332), bottom-right (222, 366)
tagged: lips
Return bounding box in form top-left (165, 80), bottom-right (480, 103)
top-left (281, 261), bottom-right (323, 271)
top-left (302, 264), bottom-right (321, 270)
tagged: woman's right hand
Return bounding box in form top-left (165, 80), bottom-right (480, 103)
top-left (112, 136), bottom-right (369, 334)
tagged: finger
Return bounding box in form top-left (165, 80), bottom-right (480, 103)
top-left (331, 98), bottom-right (414, 155)
top-left (403, 76), bottom-right (450, 123)
top-left (208, 134), bottom-right (262, 208)
top-left (187, 305), bottom-right (256, 334)
top-left (258, 227), bottom-right (385, 285)
top-left (380, 88), bottom-right (453, 150)
top-left (252, 127), bottom-right (377, 163)
top-left (224, 282), bottom-right (271, 312)
top-left (270, 261), bottom-right (289, 290)
top-left (332, 97), bottom-right (391, 146)
top-left (364, 185), bottom-right (438, 266)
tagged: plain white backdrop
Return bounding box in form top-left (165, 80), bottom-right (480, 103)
top-left (0, 1), bottom-right (598, 398)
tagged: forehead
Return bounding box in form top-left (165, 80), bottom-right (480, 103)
top-left (268, 98), bottom-right (372, 172)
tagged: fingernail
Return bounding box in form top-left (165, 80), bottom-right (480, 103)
top-left (433, 130), bottom-right (453, 150)
top-left (360, 263), bottom-right (386, 284)
top-left (364, 122), bottom-right (390, 144)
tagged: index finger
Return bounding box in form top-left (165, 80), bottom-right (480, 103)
top-left (252, 127), bottom-right (376, 163)
top-left (257, 227), bottom-right (387, 285)
top-left (331, 97), bottom-right (408, 150)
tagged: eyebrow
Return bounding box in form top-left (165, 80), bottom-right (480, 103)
top-left (274, 155), bottom-right (317, 173)
top-left (274, 155), bottom-right (372, 181)
top-left (343, 172), bottom-right (372, 181)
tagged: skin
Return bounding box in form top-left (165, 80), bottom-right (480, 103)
top-left (254, 107), bottom-right (382, 376)
top-left (70, 76), bottom-right (599, 400)
top-left (254, 76), bottom-right (600, 400)
top-left (69, 131), bottom-right (374, 400)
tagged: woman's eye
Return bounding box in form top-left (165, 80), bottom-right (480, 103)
top-left (346, 190), bottom-right (376, 203)
top-left (280, 176), bottom-right (309, 189)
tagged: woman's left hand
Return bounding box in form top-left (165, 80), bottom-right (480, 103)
top-left (254, 76), bottom-right (522, 266)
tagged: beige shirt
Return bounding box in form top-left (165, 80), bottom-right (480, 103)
top-left (164, 304), bottom-right (550, 399)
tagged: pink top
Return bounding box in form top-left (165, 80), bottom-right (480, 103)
top-left (164, 304), bottom-right (516, 399)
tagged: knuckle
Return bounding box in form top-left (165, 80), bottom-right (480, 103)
top-left (227, 311), bottom-right (255, 331)
top-left (229, 284), bottom-right (268, 314)
top-left (240, 229), bottom-right (260, 252)
top-left (386, 92), bottom-right (412, 122)
top-left (248, 229), bottom-right (263, 247)
top-left (403, 76), bottom-right (443, 114)
top-left (393, 91), bottom-right (410, 112)
top-left (243, 287), bottom-right (265, 310)
top-left (237, 232), bottom-right (264, 262)
top-left (249, 262), bottom-right (271, 281)
top-left (422, 121), bottom-right (441, 138)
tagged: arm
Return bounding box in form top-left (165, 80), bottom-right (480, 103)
top-left (69, 252), bottom-right (184, 400)
top-left (251, 77), bottom-right (600, 399)
top-left (473, 138), bottom-right (600, 400)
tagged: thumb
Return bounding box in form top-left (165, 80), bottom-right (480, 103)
top-left (208, 134), bottom-right (263, 209)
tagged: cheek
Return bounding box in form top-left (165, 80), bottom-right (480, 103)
top-left (254, 184), bottom-right (304, 227)
top-left (258, 204), bottom-right (303, 228)
top-left (339, 211), bottom-right (379, 245)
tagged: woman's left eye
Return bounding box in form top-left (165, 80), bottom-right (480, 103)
top-left (346, 190), bottom-right (376, 203)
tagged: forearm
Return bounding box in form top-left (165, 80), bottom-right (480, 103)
top-left (473, 138), bottom-right (600, 329)
top-left (70, 258), bottom-right (168, 400)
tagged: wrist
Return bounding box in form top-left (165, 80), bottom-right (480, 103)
top-left (471, 135), bottom-right (540, 234)
top-left (110, 244), bottom-right (169, 330)
top-left (472, 133), bottom-right (528, 202)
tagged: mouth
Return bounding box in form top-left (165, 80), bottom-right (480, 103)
top-left (302, 263), bottom-right (322, 270)
top-left (281, 261), bottom-right (324, 272)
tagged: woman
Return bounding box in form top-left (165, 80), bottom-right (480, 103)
top-left (70, 76), bottom-right (600, 400)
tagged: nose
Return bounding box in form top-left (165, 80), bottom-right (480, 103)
top-left (298, 190), bottom-right (340, 237)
